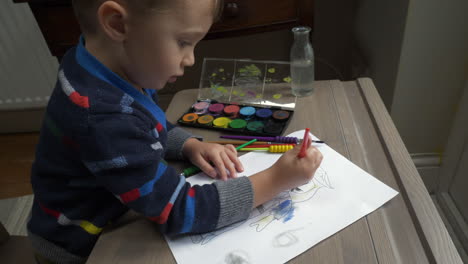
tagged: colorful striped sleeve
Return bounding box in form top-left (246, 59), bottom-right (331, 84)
top-left (80, 113), bottom-right (252, 235)
top-left (165, 124), bottom-right (200, 160)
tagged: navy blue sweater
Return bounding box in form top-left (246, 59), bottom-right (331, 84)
top-left (27, 39), bottom-right (253, 263)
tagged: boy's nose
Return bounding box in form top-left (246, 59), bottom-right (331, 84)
top-left (182, 52), bottom-right (195, 67)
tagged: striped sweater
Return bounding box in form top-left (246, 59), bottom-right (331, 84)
top-left (27, 38), bottom-right (253, 264)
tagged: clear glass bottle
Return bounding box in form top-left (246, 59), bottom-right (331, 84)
top-left (290, 26), bottom-right (315, 97)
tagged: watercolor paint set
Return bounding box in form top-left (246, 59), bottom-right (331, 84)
top-left (177, 58), bottom-right (297, 136)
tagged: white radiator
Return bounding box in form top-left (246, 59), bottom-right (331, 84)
top-left (0, 1), bottom-right (58, 110)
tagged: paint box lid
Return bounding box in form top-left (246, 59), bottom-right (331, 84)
top-left (197, 58), bottom-right (297, 111)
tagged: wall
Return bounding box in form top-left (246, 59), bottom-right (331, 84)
top-left (313, 0), bottom-right (363, 81)
top-left (354, 0), bottom-right (468, 192)
top-left (0, 1), bottom-right (58, 133)
top-left (354, 0), bottom-right (409, 109)
top-left (0, 1), bottom-right (58, 110)
top-left (356, 0), bottom-right (468, 154)
top-left (391, 0), bottom-right (468, 154)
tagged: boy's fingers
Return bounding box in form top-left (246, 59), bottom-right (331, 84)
top-left (225, 148), bottom-right (244, 172)
top-left (225, 144), bottom-right (237, 154)
top-left (289, 144), bottom-right (302, 155)
top-left (211, 155), bottom-right (228, 180)
top-left (222, 152), bottom-right (237, 178)
top-left (307, 146), bottom-right (323, 164)
top-left (193, 157), bottom-right (217, 178)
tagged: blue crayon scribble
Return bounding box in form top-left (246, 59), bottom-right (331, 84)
top-left (278, 199), bottom-right (291, 210)
top-left (283, 209), bottom-right (294, 222)
top-left (273, 200), bottom-right (295, 222)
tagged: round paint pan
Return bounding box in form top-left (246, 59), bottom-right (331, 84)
top-left (213, 117), bottom-right (232, 128)
top-left (197, 115), bottom-right (214, 126)
top-left (263, 120), bottom-right (284, 135)
top-left (223, 105), bottom-right (240, 118)
top-left (192, 101), bottom-right (210, 114)
top-left (229, 119), bottom-right (247, 129)
top-left (208, 103), bottom-right (225, 115)
top-left (182, 113), bottom-right (199, 123)
top-left (239, 106), bottom-right (256, 119)
top-left (246, 121), bottom-right (265, 132)
top-left (272, 110), bottom-right (290, 122)
top-left (255, 108), bottom-right (273, 119)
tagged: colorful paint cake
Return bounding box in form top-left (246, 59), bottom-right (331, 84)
top-left (272, 110), bottom-right (290, 121)
top-left (182, 113), bottom-right (198, 123)
top-left (208, 103), bottom-right (224, 114)
top-left (178, 101), bottom-right (293, 136)
top-left (229, 119), bottom-right (247, 129)
top-left (240, 106), bottom-right (256, 119)
top-left (246, 121), bottom-right (264, 132)
top-left (256, 108), bottom-right (273, 119)
top-left (192, 101), bottom-right (210, 114)
top-left (213, 117), bottom-right (231, 128)
top-left (223, 105), bottom-right (240, 118)
top-left (197, 115), bottom-right (214, 125)
top-left (264, 120), bottom-right (284, 134)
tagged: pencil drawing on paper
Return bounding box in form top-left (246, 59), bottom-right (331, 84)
top-left (272, 228), bottom-right (303, 248)
top-left (190, 167), bottom-right (334, 245)
top-left (222, 250), bottom-right (251, 264)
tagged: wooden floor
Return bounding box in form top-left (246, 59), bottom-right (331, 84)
top-left (0, 132), bottom-right (37, 236)
top-left (0, 133), bottom-right (38, 199)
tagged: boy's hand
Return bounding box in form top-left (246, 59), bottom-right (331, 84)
top-left (182, 138), bottom-right (244, 180)
top-left (248, 142), bottom-right (323, 208)
top-left (271, 143), bottom-right (323, 190)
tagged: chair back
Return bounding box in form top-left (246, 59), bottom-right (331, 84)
top-left (0, 221), bottom-right (36, 263)
top-left (0, 221), bottom-right (9, 244)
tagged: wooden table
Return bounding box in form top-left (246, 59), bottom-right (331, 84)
top-left (87, 79), bottom-right (462, 263)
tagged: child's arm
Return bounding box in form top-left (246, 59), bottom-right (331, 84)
top-left (179, 134), bottom-right (323, 207)
top-left (81, 114), bottom-right (253, 235)
top-left (163, 121), bottom-right (199, 160)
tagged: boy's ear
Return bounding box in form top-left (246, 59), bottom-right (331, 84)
top-left (97, 1), bottom-right (129, 41)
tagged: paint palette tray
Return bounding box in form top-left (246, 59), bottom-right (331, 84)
top-left (177, 58), bottom-right (296, 136)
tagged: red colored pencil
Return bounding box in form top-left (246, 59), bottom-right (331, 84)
top-left (298, 128), bottom-right (310, 158)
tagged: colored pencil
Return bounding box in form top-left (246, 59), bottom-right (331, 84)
top-left (220, 135), bottom-right (299, 144)
top-left (234, 139), bottom-right (258, 150)
top-left (298, 128), bottom-right (310, 158)
top-left (207, 141), bottom-right (270, 145)
top-left (215, 137), bottom-right (324, 144)
top-left (238, 145), bottom-right (294, 153)
top-left (242, 144), bottom-right (295, 148)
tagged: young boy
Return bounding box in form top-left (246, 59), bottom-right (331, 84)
top-left (28, 0), bottom-right (323, 263)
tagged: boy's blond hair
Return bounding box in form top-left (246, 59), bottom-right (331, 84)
top-left (72, 0), bottom-right (223, 35)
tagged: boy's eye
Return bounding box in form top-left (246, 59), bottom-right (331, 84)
top-left (178, 40), bottom-right (192, 48)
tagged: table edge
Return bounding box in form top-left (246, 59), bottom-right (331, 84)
top-left (356, 78), bottom-right (462, 263)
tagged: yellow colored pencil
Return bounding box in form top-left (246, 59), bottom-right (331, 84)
top-left (238, 145), bottom-right (294, 153)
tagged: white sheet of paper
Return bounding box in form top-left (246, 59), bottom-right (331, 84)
top-left (166, 130), bottom-right (398, 264)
